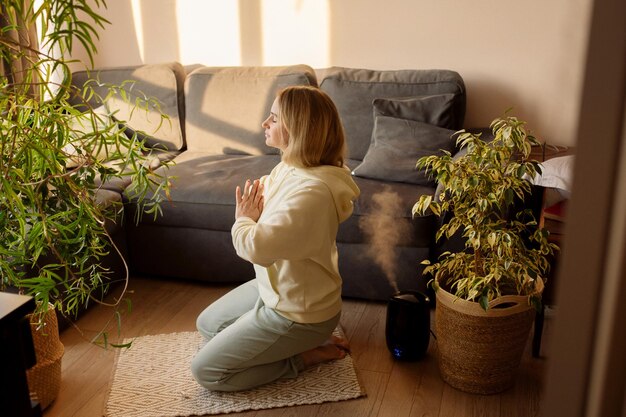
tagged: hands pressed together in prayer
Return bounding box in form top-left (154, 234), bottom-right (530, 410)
top-left (235, 179), bottom-right (264, 222)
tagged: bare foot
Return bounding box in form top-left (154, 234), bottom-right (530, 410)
top-left (300, 335), bottom-right (351, 368)
top-left (329, 334), bottom-right (350, 353)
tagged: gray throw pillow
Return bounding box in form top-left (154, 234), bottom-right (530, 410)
top-left (352, 115), bottom-right (456, 186)
top-left (373, 94), bottom-right (457, 129)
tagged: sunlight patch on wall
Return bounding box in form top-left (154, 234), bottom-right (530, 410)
top-left (175, 0), bottom-right (242, 65)
top-left (130, 0), bottom-right (145, 62)
top-left (261, 0), bottom-right (329, 67)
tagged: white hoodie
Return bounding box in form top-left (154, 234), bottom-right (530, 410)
top-left (231, 162), bottom-right (360, 323)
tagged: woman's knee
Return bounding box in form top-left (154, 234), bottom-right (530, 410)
top-left (191, 354), bottom-right (223, 388)
top-left (190, 356), bottom-right (244, 392)
top-left (195, 308), bottom-right (218, 338)
top-left (196, 302), bottom-right (234, 338)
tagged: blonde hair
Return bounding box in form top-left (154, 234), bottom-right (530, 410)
top-left (277, 86), bottom-right (346, 168)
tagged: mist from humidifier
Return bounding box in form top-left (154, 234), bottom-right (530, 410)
top-left (359, 186), bottom-right (409, 294)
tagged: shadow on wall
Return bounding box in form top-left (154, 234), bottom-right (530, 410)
top-left (87, 0), bottom-right (180, 69)
top-left (122, 0), bottom-right (265, 67)
top-left (238, 0), bottom-right (263, 66)
top-left (72, 0), bottom-right (143, 69)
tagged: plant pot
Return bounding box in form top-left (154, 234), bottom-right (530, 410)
top-left (435, 286), bottom-right (538, 394)
top-left (27, 305), bottom-right (64, 410)
top-left (385, 291), bottom-right (431, 361)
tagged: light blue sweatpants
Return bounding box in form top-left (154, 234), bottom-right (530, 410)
top-left (191, 279), bottom-right (340, 392)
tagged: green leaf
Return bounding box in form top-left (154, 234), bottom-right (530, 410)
top-left (0, 0), bottom-right (173, 348)
top-left (110, 341), bottom-right (133, 349)
top-left (415, 113), bottom-right (555, 304)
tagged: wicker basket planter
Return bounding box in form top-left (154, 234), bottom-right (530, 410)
top-left (435, 286), bottom-right (537, 394)
top-left (27, 306), bottom-right (64, 410)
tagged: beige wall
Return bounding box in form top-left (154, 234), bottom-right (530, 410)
top-left (81, 0), bottom-right (592, 146)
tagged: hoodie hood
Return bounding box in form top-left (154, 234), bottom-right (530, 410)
top-left (293, 165), bottom-right (360, 222)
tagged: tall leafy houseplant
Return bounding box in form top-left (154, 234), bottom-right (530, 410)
top-left (1, 0), bottom-right (171, 329)
top-left (413, 115), bottom-right (557, 308)
top-left (412, 115), bottom-right (559, 394)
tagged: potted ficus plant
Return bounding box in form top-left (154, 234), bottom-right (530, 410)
top-left (413, 114), bottom-right (558, 394)
top-left (1, 0), bottom-right (171, 409)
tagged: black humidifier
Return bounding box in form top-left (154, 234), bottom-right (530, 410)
top-left (385, 290), bottom-right (431, 361)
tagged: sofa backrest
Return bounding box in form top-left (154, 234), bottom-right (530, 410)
top-left (184, 65), bottom-right (317, 155)
top-left (317, 67), bottom-right (466, 160)
top-left (70, 62), bottom-right (187, 152)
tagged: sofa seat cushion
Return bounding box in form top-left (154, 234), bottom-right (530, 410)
top-left (184, 65), bottom-right (317, 155)
top-left (318, 67), bottom-right (465, 160)
top-left (93, 149), bottom-right (181, 194)
top-left (134, 152), bottom-right (280, 231)
top-left (131, 153), bottom-right (434, 247)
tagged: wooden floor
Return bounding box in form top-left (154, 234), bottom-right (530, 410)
top-left (43, 276), bottom-right (551, 417)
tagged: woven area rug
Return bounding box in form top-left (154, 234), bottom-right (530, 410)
top-left (105, 330), bottom-right (364, 417)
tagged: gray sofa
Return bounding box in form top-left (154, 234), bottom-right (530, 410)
top-left (73, 62), bottom-right (467, 301)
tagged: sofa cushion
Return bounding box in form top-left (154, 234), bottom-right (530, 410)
top-left (352, 116), bottom-right (456, 186)
top-left (372, 94), bottom-right (457, 128)
top-left (184, 65), bottom-right (317, 155)
top-left (318, 67), bottom-right (465, 160)
top-left (133, 152), bottom-right (281, 231)
top-left (71, 62), bottom-right (187, 151)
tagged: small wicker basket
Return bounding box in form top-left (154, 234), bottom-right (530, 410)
top-left (435, 287), bottom-right (537, 394)
top-left (27, 306), bottom-right (64, 410)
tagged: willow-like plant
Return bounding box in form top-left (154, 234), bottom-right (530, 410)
top-left (1, 0), bottom-right (172, 336)
top-left (413, 115), bottom-right (558, 310)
